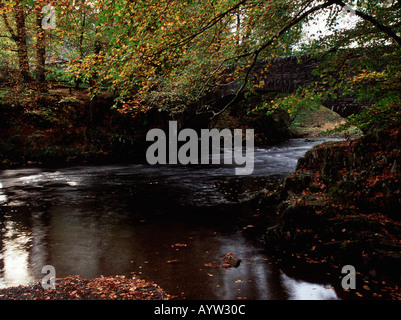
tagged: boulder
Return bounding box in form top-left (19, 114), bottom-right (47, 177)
top-left (221, 252), bottom-right (241, 268)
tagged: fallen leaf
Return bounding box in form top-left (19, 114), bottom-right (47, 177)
top-left (173, 243), bottom-right (187, 247)
top-left (166, 259), bottom-right (179, 264)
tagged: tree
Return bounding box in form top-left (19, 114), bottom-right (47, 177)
top-left (0, 0), bottom-right (71, 88)
top-left (282, 0), bottom-right (401, 132)
top-left (52, 1), bottom-right (101, 88)
top-left (34, 2), bottom-right (47, 90)
top-left (3, 0), bottom-right (398, 132)
top-left (0, 0), bottom-right (31, 82)
top-left (77, 0), bottom-right (307, 116)
top-left (91, 0), bottom-right (398, 132)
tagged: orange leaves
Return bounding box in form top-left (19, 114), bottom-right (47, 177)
top-left (117, 100), bottom-right (153, 116)
top-left (366, 172), bottom-right (401, 188)
top-left (2, 274), bottom-right (170, 300)
top-left (171, 243), bottom-right (188, 248)
top-left (166, 259), bottom-right (179, 264)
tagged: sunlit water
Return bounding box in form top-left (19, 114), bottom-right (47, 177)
top-left (0, 138), bottom-right (341, 299)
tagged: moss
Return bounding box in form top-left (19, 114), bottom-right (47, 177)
top-left (58, 96), bottom-right (85, 104)
top-left (328, 181), bottom-right (358, 202)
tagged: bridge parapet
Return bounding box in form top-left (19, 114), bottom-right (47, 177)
top-left (208, 54), bottom-right (369, 118)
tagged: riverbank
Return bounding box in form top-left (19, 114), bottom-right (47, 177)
top-left (289, 105), bottom-right (361, 139)
top-left (1, 86), bottom-right (353, 170)
top-left (260, 124), bottom-right (401, 299)
top-left (0, 86), bottom-right (152, 169)
top-left (0, 274), bottom-right (170, 300)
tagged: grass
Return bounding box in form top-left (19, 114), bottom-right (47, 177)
top-left (290, 105), bottom-right (362, 139)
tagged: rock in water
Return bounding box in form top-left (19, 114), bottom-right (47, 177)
top-left (222, 252), bottom-right (241, 268)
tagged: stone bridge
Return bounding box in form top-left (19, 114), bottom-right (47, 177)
top-left (208, 54), bottom-right (367, 118)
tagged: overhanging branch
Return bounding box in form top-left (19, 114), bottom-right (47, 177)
top-left (210, 0), bottom-right (401, 118)
top-left (153, 0), bottom-right (249, 57)
top-left (332, 0), bottom-right (401, 47)
top-left (210, 0), bottom-right (337, 119)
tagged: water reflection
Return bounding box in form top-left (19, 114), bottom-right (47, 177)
top-left (0, 139), bottom-right (342, 299)
top-left (0, 218), bottom-right (35, 287)
top-left (0, 181), bottom-right (7, 204)
top-left (0, 204), bottom-right (339, 299)
top-left (281, 273), bottom-right (338, 300)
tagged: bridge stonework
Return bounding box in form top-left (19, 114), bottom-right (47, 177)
top-left (215, 54), bottom-right (368, 118)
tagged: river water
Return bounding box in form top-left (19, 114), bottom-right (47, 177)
top-left (0, 138), bottom-right (341, 299)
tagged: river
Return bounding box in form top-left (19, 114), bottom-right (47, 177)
top-left (0, 138), bottom-right (341, 300)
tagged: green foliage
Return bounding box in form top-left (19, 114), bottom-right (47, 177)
top-left (78, 0), bottom-right (399, 132)
top-left (76, 0), bottom-right (308, 115)
top-left (297, 1), bottom-right (401, 132)
top-left (1, 0), bottom-right (400, 132)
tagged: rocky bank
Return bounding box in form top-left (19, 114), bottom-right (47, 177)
top-left (261, 124), bottom-right (401, 287)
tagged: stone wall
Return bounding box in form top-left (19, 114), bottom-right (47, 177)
top-left (209, 54), bottom-right (369, 118)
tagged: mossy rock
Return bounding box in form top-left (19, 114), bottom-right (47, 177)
top-left (281, 203), bottom-right (324, 230)
top-left (283, 171), bottom-right (313, 193)
top-left (320, 150), bottom-right (346, 181)
top-left (328, 180), bottom-right (358, 202)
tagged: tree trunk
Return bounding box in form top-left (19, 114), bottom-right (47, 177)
top-left (75, 12), bottom-right (87, 90)
top-left (236, 9), bottom-right (241, 45)
top-left (88, 28), bottom-right (102, 127)
top-left (13, 1), bottom-right (31, 83)
top-left (35, 6), bottom-right (47, 92)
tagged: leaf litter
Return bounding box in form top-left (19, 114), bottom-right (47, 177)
top-left (0, 274), bottom-right (170, 300)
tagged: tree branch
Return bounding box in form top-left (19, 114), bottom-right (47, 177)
top-left (210, 0), bottom-right (337, 119)
top-left (332, 0), bottom-right (401, 47)
top-left (210, 0), bottom-right (401, 118)
top-left (153, 0), bottom-right (248, 57)
top-left (1, 11), bottom-right (17, 40)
